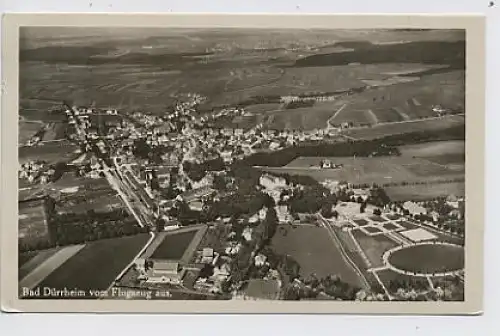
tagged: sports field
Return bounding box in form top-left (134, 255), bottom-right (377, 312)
top-left (388, 243), bottom-right (464, 274)
top-left (272, 225), bottom-right (363, 286)
top-left (36, 234), bottom-right (151, 294)
top-left (150, 229), bottom-right (198, 260)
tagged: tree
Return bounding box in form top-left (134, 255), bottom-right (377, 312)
top-left (263, 207), bottom-right (279, 242)
top-left (155, 218), bottom-right (165, 232)
top-left (320, 203), bottom-right (334, 218)
top-left (360, 203), bottom-right (366, 213)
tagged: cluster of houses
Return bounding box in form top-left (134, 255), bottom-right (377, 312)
top-left (18, 161), bottom-right (54, 185)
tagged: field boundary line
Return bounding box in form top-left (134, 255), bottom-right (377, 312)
top-left (326, 103), bottom-right (347, 129)
top-left (370, 269), bottom-right (393, 301)
top-left (318, 215), bottom-right (370, 290)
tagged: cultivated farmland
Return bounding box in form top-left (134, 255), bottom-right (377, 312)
top-left (262, 154), bottom-right (464, 185)
top-left (19, 141), bottom-right (80, 165)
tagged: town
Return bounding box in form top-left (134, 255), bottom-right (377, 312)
top-left (18, 28), bottom-right (466, 302)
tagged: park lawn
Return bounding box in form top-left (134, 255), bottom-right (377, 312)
top-left (353, 219), bottom-right (370, 227)
top-left (37, 234), bottom-right (150, 294)
top-left (272, 225), bottom-right (362, 286)
top-left (352, 230), bottom-right (398, 268)
top-left (363, 226), bottom-right (384, 234)
top-left (382, 222), bottom-right (401, 231)
top-left (388, 244), bottom-right (464, 274)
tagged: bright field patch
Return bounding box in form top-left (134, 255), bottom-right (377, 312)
top-left (272, 225), bottom-right (362, 286)
top-left (388, 243), bottom-right (464, 274)
top-left (399, 228), bottom-right (437, 242)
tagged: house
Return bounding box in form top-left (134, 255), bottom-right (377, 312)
top-left (146, 261), bottom-right (185, 285)
top-left (181, 186), bottom-right (215, 203)
top-left (242, 227), bottom-right (253, 242)
top-left (276, 205), bottom-right (291, 223)
top-left (254, 254), bottom-right (267, 267)
top-left (259, 174), bottom-right (287, 190)
top-left (201, 248), bottom-right (215, 264)
top-left (189, 201), bottom-right (204, 212)
top-left (403, 201), bottom-right (427, 216)
top-left (258, 207), bottom-right (268, 220)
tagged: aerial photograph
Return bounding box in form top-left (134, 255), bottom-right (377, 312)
top-left (18, 27), bottom-right (465, 302)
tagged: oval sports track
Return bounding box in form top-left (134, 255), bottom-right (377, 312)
top-left (384, 242), bottom-right (464, 276)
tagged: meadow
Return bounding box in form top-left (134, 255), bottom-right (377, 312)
top-left (19, 140), bottom-right (80, 165)
top-left (351, 230), bottom-right (398, 268)
top-left (272, 225), bottom-right (363, 286)
top-left (344, 114), bottom-right (465, 140)
top-left (37, 234), bottom-right (151, 294)
top-left (263, 153), bottom-right (464, 185)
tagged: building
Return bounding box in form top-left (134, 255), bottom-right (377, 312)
top-left (180, 186), bottom-right (216, 203)
top-left (259, 174), bottom-right (287, 190)
top-left (403, 201), bottom-right (427, 216)
top-left (146, 261), bottom-right (185, 285)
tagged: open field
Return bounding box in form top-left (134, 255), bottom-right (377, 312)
top-left (329, 70), bottom-right (464, 127)
top-left (19, 141), bottom-right (80, 165)
top-left (37, 234), bottom-right (151, 294)
top-left (343, 114), bottom-right (464, 140)
top-left (385, 181), bottom-right (464, 201)
top-left (399, 140), bottom-right (464, 157)
top-left (19, 244), bottom-right (86, 292)
top-left (263, 154), bottom-right (464, 185)
top-left (19, 121), bottom-right (43, 144)
top-left (352, 230), bottom-right (398, 267)
top-left (388, 243), bottom-right (464, 274)
top-left (272, 225), bottom-right (362, 286)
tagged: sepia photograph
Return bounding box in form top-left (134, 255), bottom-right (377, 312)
top-left (1, 14), bottom-right (485, 314)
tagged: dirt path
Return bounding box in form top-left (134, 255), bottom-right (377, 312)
top-left (327, 103), bottom-right (348, 129)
